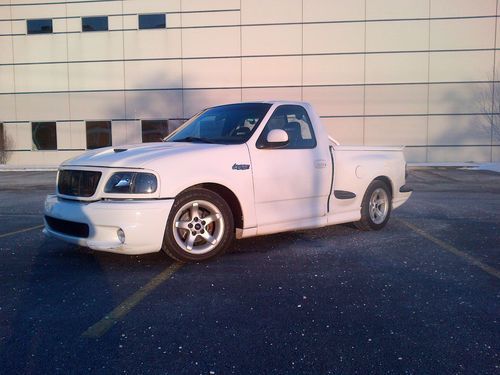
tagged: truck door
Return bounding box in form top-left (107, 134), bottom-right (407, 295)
top-left (249, 104), bottom-right (331, 227)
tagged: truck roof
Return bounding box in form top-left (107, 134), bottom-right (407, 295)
top-left (210, 100), bottom-right (312, 107)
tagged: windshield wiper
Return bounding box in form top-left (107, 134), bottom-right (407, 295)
top-left (171, 136), bottom-right (216, 144)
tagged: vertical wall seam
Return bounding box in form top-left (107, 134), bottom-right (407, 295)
top-left (180, 0), bottom-right (185, 119)
top-left (121, 0), bottom-right (127, 139)
top-left (301, 0), bottom-right (304, 101)
top-left (362, 0), bottom-right (366, 145)
top-left (425, 0), bottom-right (431, 162)
top-left (239, 0), bottom-right (242, 102)
top-left (491, 0), bottom-right (498, 162)
top-left (9, 0), bottom-right (18, 126)
top-left (65, 0), bottom-right (72, 147)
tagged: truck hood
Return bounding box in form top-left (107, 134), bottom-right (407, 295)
top-left (61, 142), bottom-right (223, 168)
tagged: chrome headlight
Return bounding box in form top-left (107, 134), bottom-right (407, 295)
top-left (104, 172), bottom-right (158, 194)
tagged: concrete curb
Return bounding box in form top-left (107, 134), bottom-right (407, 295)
top-left (0, 166), bottom-right (58, 171)
top-left (408, 162), bottom-right (479, 168)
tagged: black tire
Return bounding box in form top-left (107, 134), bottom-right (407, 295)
top-left (354, 179), bottom-right (392, 231)
top-left (162, 188), bottom-right (234, 262)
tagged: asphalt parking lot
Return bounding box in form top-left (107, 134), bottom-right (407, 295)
top-left (0, 168), bottom-right (498, 374)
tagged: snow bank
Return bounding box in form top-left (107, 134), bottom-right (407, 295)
top-left (462, 162), bottom-right (500, 173)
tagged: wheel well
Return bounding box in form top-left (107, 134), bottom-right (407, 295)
top-left (190, 183), bottom-right (244, 229)
top-left (374, 176), bottom-right (393, 196)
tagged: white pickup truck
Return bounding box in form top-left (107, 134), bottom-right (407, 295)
top-left (44, 101), bottom-right (412, 262)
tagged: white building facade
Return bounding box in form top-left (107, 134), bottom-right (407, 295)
top-left (0, 0), bottom-right (499, 166)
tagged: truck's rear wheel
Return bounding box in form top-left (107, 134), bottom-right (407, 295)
top-left (354, 180), bottom-right (392, 231)
top-left (162, 188), bottom-right (234, 262)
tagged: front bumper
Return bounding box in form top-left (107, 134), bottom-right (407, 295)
top-left (43, 194), bottom-right (174, 255)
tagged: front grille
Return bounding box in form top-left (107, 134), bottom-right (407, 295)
top-left (45, 216), bottom-right (90, 238)
top-left (58, 170), bottom-right (102, 197)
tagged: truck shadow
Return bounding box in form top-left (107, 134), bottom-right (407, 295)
top-left (228, 223), bottom-right (357, 256)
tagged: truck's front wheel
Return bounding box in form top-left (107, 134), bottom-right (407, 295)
top-left (162, 188), bottom-right (234, 262)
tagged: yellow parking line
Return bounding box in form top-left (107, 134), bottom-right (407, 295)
top-left (82, 262), bottom-right (183, 338)
top-left (398, 219), bottom-right (500, 280)
top-left (0, 224), bottom-right (44, 239)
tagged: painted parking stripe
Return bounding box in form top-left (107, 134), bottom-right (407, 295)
top-left (0, 224), bottom-right (44, 239)
top-left (82, 262), bottom-right (183, 339)
top-left (399, 219), bottom-right (500, 280)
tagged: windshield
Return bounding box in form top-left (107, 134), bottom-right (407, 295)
top-left (165, 103), bottom-right (272, 144)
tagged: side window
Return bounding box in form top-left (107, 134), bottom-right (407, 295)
top-left (256, 105), bottom-right (317, 149)
top-left (139, 14), bottom-right (166, 29)
top-left (82, 16), bottom-right (108, 32)
top-left (141, 120), bottom-right (169, 142)
top-left (0, 122), bottom-right (9, 164)
top-left (86, 121), bottom-right (112, 149)
top-left (32, 122), bottom-right (57, 150)
top-left (27, 19), bottom-right (53, 34)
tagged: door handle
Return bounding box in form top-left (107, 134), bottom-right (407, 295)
top-left (314, 159), bottom-right (327, 169)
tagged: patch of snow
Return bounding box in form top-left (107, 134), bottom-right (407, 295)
top-left (409, 162), bottom-right (477, 168)
top-left (461, 162), bottom-right (500, 173)
top-left (0, 167), bottom-right (58, 171)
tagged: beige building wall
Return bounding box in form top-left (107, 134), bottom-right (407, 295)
top-left (0, 0), bottom-right (499, 165)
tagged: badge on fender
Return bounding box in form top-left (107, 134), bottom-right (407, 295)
top-left (232, 163), bottom-right (250, 170)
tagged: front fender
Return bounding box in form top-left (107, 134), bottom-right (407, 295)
top-left (145, 144), bottom-right (257, 229)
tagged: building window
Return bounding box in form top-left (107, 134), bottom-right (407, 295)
top-left (27, 19), bottom-right (53, 34)
top-left (0, 123), bottom-right (8, 164)
top-left (86, 121), bottom-right (112, 149)
top-left (139, 14), bottom-right (166, 29)
top-left (142, 120), bottom-right (169, 142)
top-left (82, 16), bottom-right (108, 32)
top-left (32, 122), bottom-right (57, 150)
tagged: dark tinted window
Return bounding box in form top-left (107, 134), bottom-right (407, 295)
top-left (0, 123), bottom-right (7, 164)
top-left (27, 19), bottom-right (53, 34)
top-left (166, 103), bottom-right (272, 145)
top-left (257, 105), bottom-right (317, 149)
top-left (82, 16), bottom-right (108, 32)
top-left (86, 121), bottom-right (112, 149)
top-left (32, 122), bottom-right (57, 150)
top-left (139, 14), bottom-right (166, 29)
top-left (142, 120), bottom-right (169, 142)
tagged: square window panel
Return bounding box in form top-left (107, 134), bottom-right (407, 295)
top-left (141, 120), bottom-right (169, 142)
top-left (32, 122), bottom-right (57, 150)
top-left (86, 121), bottom-right (112, 149)
top-left (27, 19), bottom-right (53, 34)
top-left (82, 16), bottom-right (109, 32)
top-left (0, 123), bottom-right (7, 162)
top-left (139, 14), bottom-right (166, 29)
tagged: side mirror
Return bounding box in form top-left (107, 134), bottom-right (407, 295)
top-left (265, 129), bottom-right (289, 148)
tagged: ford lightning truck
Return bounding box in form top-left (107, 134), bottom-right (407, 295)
top-left (44, 101), bottom-right (412, 262)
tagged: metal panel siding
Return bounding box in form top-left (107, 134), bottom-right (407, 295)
top-left (0, 0), bottom-right (498, 165)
